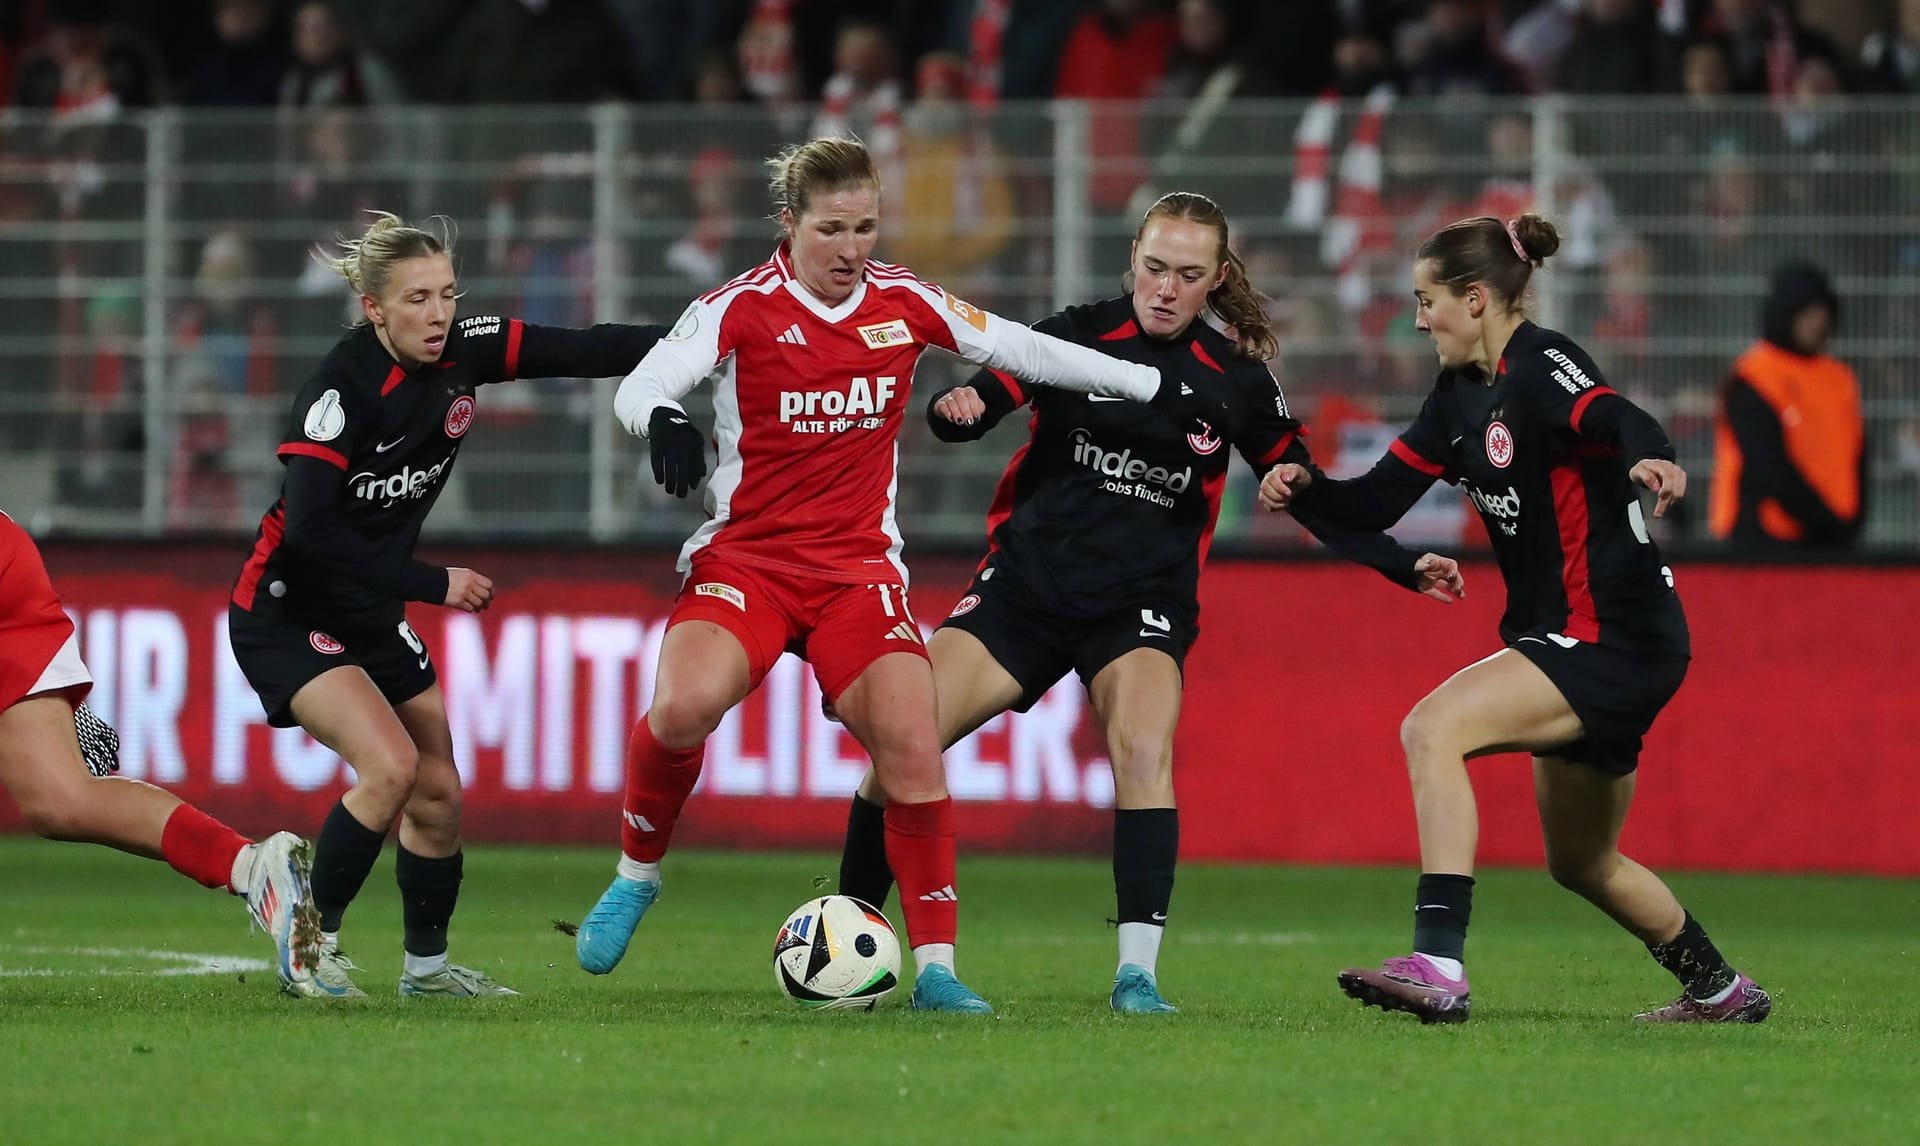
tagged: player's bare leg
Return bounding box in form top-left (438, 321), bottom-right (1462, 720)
top-left (1535, 754), bottom-right (1769, 1022)
top-left (0, 694), bottom-right (183, 853)
top-left (839, 651), bottom-right (991, 1014)
top-left (0, 693), bottom-right (321, 994)
top-left (1340, 650), bottom-right (1580, 1023)
top-left (578, 621), bottom-right (753, 974)
top-left (290, 666), bottom-right (427, 997)
top-left (839, 628), bottom-right (1023, 907)
top-left (1089, 649), bottom-right (1182, 1014)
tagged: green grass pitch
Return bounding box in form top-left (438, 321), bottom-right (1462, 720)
top-left (1, 839), bottom-right (1915, 1145)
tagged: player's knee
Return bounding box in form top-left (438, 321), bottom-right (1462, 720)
top-left (1106, 727), bottom-right (1171, 792)
top-left (407, 762), bottom-right (463, 829)
top-left (354, 742), bottom-right (422, 807)
top-left (1546, 850), bottom-right (1615, 896)
top-left (869, 704), bottom-right (941, 762)
top-left (647, 688), bottom-right (728, 748)
top-left (868, 719), bottom-right (945, 800)
top-left (1399, 703), bottom-right (1455, 765)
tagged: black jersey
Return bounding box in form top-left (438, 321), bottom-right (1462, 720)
top-left (232, 315), bottom-right (663, 629)
top-left (1299, 321), bottom-right (1688, 656)
top-left (934, 296), bottom-right (1425, 620)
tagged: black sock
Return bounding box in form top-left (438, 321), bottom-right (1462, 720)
top-left (1647, 910), bottom-right (1737, 999)
top-left (1114, 808), bottom-right (1178, 925)
top-left (312, 799), bottom-right (388, 934)
top-left (1412, 873), bottom-right (1476, 962)
top-left (396, 845), bottom-right (464, 958)
top-left (838, 792), bottom-right (894, 909)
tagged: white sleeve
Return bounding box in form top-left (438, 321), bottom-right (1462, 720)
top-left (919, 285), bottom-right (1159, 402)
top-left (612, 299), bottom-right (724, 437)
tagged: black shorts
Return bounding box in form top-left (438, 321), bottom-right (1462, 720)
top-left (1512, 635), bottom-right (1689, 776)
top-left (937, 566), bottom-right (1198, 712)
top-left (227, 604), bottom-right (436, 728)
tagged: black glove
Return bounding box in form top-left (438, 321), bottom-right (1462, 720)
top-left (648, 406), bottom-right (707, 498)
top-left (1147, 372), bottom-right (1231, 437)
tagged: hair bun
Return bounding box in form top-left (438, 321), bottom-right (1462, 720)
top-left (1512, 214), bottom-right (1561, 266)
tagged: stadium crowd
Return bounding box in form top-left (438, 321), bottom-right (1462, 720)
top-left (5, 1), bottom-right (1917, 111)
top-left (1, 0), bottom-right (1912, 547)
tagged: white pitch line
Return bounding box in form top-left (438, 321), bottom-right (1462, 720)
top-left (0, 944), bottom-right (270, 978)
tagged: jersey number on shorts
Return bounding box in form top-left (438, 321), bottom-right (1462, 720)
top-left (397, 620), bottom-right (429, 670)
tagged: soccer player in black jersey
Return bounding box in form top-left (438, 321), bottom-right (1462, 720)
top-left (835, 192), bottom-right (1465, 1013)
top-left (227, 212), bottom-right (666, 998)
top-left (1262, 214), bottom-right (1770, 1025)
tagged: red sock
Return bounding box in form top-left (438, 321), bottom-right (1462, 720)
top-left (620, 715), bottom-right (705, 863)
top-left (161, 804), bottom-right (250, 892)
top-left (885, 797), bottom-right (957, 947)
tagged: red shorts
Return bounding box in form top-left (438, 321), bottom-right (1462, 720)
top-left (0, 512), bottom-right (87, 712)
top-left (668, 559), bottom-right (928, 701)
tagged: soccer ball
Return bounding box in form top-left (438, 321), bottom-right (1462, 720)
top-left (773, 895), bottom-right (901, 1010)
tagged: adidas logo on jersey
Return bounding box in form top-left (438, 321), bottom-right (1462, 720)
top-left (883, 621), bottom-right (921, 643)
top-left (622, 811), bottom-right (657, 832)
top-left (917, 885), bottom-right (958, 902)
top-left (776, 323), bottom-right (808, 346)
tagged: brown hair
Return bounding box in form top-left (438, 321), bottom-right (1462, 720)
top-left (1135, 191), bottom-right (1277, 361)
top-left (1416, 213), bottom-right (1560, 309)
top-left (315, 211), bottom-right (455, 324)
top-left (767, 136), bottom-right (880, 219)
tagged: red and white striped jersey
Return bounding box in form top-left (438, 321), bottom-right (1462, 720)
top-left (615, 244), bottom-right (1159, 583)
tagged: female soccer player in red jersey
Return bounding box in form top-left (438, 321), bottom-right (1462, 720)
top-left (228, 212), bottom-right (665, 998)
top-left (0, 511), bottom-right (322, 994)
top-left (1263, 215), bottom-right (1769, 1024)
top-left (581, 137), bottom-right (1219, 1011)
top-left (831, 191), bottom-right (1465, 1013)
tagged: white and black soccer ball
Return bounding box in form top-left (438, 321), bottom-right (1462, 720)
top-left (773, 895), bottom-right (901, 1010)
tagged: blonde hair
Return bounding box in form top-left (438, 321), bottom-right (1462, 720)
top-left (766, 137), bottom-right (880, 220)
top-left (1135, 191), bottom-right (1277, 361)
top-left (315, 211), bottom-right (455, 321)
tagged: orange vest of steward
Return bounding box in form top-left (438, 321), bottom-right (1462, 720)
top-left (1710, 341), bottom-right (1862, 540)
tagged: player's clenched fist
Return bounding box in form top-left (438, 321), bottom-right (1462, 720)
top-left (444, 567), bottom-right (494, 612)
top-left (1258, 462), bottom-right (1313, 512)
top-left (931, 386), bottom-right (987, 425)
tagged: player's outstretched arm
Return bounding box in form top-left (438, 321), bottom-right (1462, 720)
top-left (613, 301), bottom-right (723, 438)
top-left (1264, 449), bottom-right (1438, 534)
top-left (510, 322), bottom-right (670, 381)
top-left (1248, 424), bottom-right (1453, 596)
top-left (934, 296), bottom-right (1234, 434)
